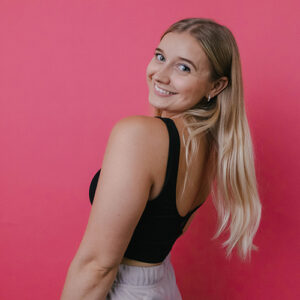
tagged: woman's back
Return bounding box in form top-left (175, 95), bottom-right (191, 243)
top-left (148, 115), bottom-right (210, 232)
top-left (119, 115), bottom-right (211, 266)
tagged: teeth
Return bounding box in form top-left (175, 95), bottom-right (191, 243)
top-left (154, 84), bottom-right (175, 95)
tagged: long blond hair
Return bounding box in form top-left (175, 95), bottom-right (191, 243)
top-left (154, 18), bottom-right (262, 261)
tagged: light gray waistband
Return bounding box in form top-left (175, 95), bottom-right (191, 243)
top-left (115, 253), bottom-right (171, 286)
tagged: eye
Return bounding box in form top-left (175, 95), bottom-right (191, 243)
top-left (154, 53), bottom-right (165, 61)
top-left (178, 64), bottom-right (191, 73)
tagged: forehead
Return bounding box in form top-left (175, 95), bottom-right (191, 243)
top-left (158, 31), bottom-right (209, 69)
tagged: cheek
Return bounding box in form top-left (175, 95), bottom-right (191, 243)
top-left (175, 79), bottom-right (206, 102)
top-left (175, 79), bottom-right (199, 94)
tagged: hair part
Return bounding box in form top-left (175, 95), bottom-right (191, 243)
top-left (155, 18), bottom-right (262, 262)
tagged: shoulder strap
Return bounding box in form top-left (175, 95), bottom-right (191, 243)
top-left (154, 116), bottom-right (180, 206)
top-left (155, 116), bottom-right (204, 220)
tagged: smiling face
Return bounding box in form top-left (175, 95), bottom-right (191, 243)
top-left (146, 31), bottom-right (214, 118)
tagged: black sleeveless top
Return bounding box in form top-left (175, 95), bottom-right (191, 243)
top-left (88, 116), bottom-right (205, 263)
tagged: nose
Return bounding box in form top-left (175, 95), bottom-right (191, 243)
top-left (152, 65), bottom-right (171, 84)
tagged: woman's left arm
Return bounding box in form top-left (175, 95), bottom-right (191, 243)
top-left (60, 116), bottom-right (154, 300)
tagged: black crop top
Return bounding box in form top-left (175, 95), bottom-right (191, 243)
top-left (88, 116), bottom-right (205, 263)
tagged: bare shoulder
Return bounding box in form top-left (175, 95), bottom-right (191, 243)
top-left (109, 114), bottom-right (167, 180)
top-left (111, 115), bottom-right (165, 148)
top-left (104, 114), bottom-right (161, 169)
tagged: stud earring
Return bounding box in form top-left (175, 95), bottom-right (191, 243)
top-left (207, 95), bottom-right (211, 102)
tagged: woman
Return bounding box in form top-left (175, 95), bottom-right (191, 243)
top-left (61, 18), bottom-right (262, 299)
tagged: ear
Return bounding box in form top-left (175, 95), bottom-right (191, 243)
top-left (208, 76), bottom-right (229, 98)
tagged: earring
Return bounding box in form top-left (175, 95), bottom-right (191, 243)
top-left (207, 95), bottom-right (211, 102)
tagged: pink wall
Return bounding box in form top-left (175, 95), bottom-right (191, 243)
top-left (0, 1), bottom-right (299, 299)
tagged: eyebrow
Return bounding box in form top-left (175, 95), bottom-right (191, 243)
top-left (155, 47), bottom-right (198, 71)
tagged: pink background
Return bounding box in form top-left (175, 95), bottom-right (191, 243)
top-left (0, 1), bottom-right (299, 299)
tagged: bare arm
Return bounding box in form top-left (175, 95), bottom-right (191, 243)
top-left (60, 116), bottom-right (154, 300)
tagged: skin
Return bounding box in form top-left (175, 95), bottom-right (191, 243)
top-left (60, 31), bottom-right (229, 300)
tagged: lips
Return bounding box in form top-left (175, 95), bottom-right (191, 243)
top-left (154, 83), bottom-right (177, 96)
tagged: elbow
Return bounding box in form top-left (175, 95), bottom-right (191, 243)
top-left (93, 263), bottom-right (118, 278)
top-left (76, 255), bottom-right (119, 277)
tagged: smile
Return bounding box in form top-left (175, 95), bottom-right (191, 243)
top-left (154, 84), bottom-right (177, 96)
